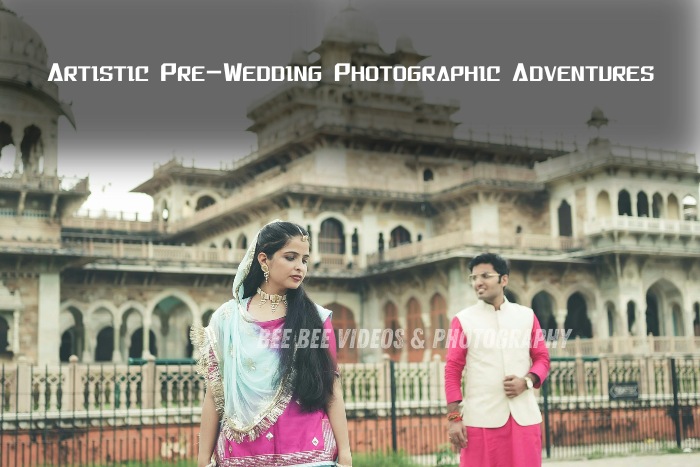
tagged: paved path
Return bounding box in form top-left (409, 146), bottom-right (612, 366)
top-left (544, 452), bottom-right (700, 466)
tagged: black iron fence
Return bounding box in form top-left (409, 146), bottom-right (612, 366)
top-left (1, 355), bottom-right (699, 466)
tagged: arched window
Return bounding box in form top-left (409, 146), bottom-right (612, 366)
top-left (618, 190), bottom-right (632, 216)
top-left (423, 169), bottom-right (434, 182)
top-left (195, 195), bottom-right (216, 211)
top-left (627, 301), bottom-right (637, 335)
top-left (682, 195), bottom-right (698, 221)
top-left (20, 124), bottom-right (42, 174)
top-left (383, 302), bottom-right (401, 361)
top-left (672, 304), bottom-right (684, 336)
top-left (668, 194), bottom-right (680, 220)
top-left (693, 302), bottom-right (700, 337)
top-left (0, 316), bottom-right (9, 355)
top-left (389, 226), bottom-right (411, 248)
top-left (558, 200), bottom-right (572, 236)
top-left (236, 234), bottom-right (247, 250)
top-left (564, 293), bottom-right (592, 338)
top-left (652, 193), bottom-right (663, 219)
top-left (319, 218), bottom-right (344, 254)
top-left (637, 192), bottom-right (649, 217)
top-left (60, 329), bottom-right (74, 362)
top-left (596, 191), bottom-right (612, 218)
top-left (222, 239), bottom-right (232, 249)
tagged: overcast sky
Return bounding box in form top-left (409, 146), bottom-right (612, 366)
top-left (4, 0), bottom-right (698, 218)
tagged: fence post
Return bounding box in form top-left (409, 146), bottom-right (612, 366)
top-left (574, 351), bottom-right (585, 397)
top-left (389, 358), bottom-right (397, 454)
top-left (542, 378), bottom-right (551, 458)
top-left (15, 357), bottom-right (31, 413)
top-left (600, 356), bottom-right (609, 398)
top-left (142, 355), bottom-right (156, 410)
top-left (64, 355), bottom-right (79, 411)
top-left (669, 358), bottom-right (682, 449)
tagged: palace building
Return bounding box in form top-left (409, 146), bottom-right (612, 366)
top-left (1, 3), bottom-right (699, 365)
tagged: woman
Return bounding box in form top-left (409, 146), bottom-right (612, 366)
top-left (192, 221), bottom-right (352, 467)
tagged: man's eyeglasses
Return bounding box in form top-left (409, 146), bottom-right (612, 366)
top-left (468, 272), bottom-right (501, 284)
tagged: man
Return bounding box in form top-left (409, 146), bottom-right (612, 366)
top-left (444, 253), bottom-right (550, 467)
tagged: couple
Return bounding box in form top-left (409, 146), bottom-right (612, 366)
top-left (192, 220), bottom-right (549, 467)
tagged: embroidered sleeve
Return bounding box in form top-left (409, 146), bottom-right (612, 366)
top-left (190, 324), bottom-right (225, 417)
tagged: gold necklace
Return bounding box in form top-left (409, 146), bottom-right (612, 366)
top-left (257, 287), bottom-right (288, 313)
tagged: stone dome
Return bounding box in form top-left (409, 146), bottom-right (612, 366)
top-left (0, 1), bottom-right (50, 74)
top-left (0, 1), bottom-right (74, 127)
top-left (322, 6), bottom-right (379, 45)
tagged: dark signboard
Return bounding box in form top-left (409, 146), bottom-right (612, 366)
top-left (609, 382), bottom-right (639, 401)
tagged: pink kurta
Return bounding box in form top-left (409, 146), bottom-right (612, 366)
top-left (445, 314), bottom-right (550, 467)
top-left (203, 316), bottom-right (339, 467)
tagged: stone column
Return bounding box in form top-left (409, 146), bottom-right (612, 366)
top-left (112, 316), bottom-right (122, 362)
top-left (38, 273), bottom-right (60, 364)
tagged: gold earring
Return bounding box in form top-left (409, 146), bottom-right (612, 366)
top-left (261, 264), bottom-right (269, 283)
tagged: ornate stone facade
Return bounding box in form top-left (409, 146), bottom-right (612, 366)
top-left (1, 5), bottom-right (699, 364)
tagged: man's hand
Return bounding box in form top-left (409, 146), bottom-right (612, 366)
top-left (503, 375), bottom-right (527, 398)
top-left (448, 420), bottom-right (467, 450)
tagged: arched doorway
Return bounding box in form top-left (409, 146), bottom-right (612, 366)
top-left (406, 298), bottom-right (424, 362)
top-left (531, 291), bottom-right (557, 334)
top-left (130, 328), bottom-right (158, 358)
top-left (646, 280), bottom-right (684, 337)
top-left (326, 303), bottom-right (359, 364)
top-left (152, 295), bottom-right (194, 359)
top-left (95, 327), bottom-right (114, 362)
top-left (645, 292), bottom-right (660, 336)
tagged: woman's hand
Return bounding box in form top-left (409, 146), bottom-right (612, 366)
top-left (336, 448), bottom-right (352, 466)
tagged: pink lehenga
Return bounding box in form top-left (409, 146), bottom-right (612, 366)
top-left (192, 296), bottom-right (339, 467)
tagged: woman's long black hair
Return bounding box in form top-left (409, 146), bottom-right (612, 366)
top-left (241, 221), bottom-right (335, 411)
